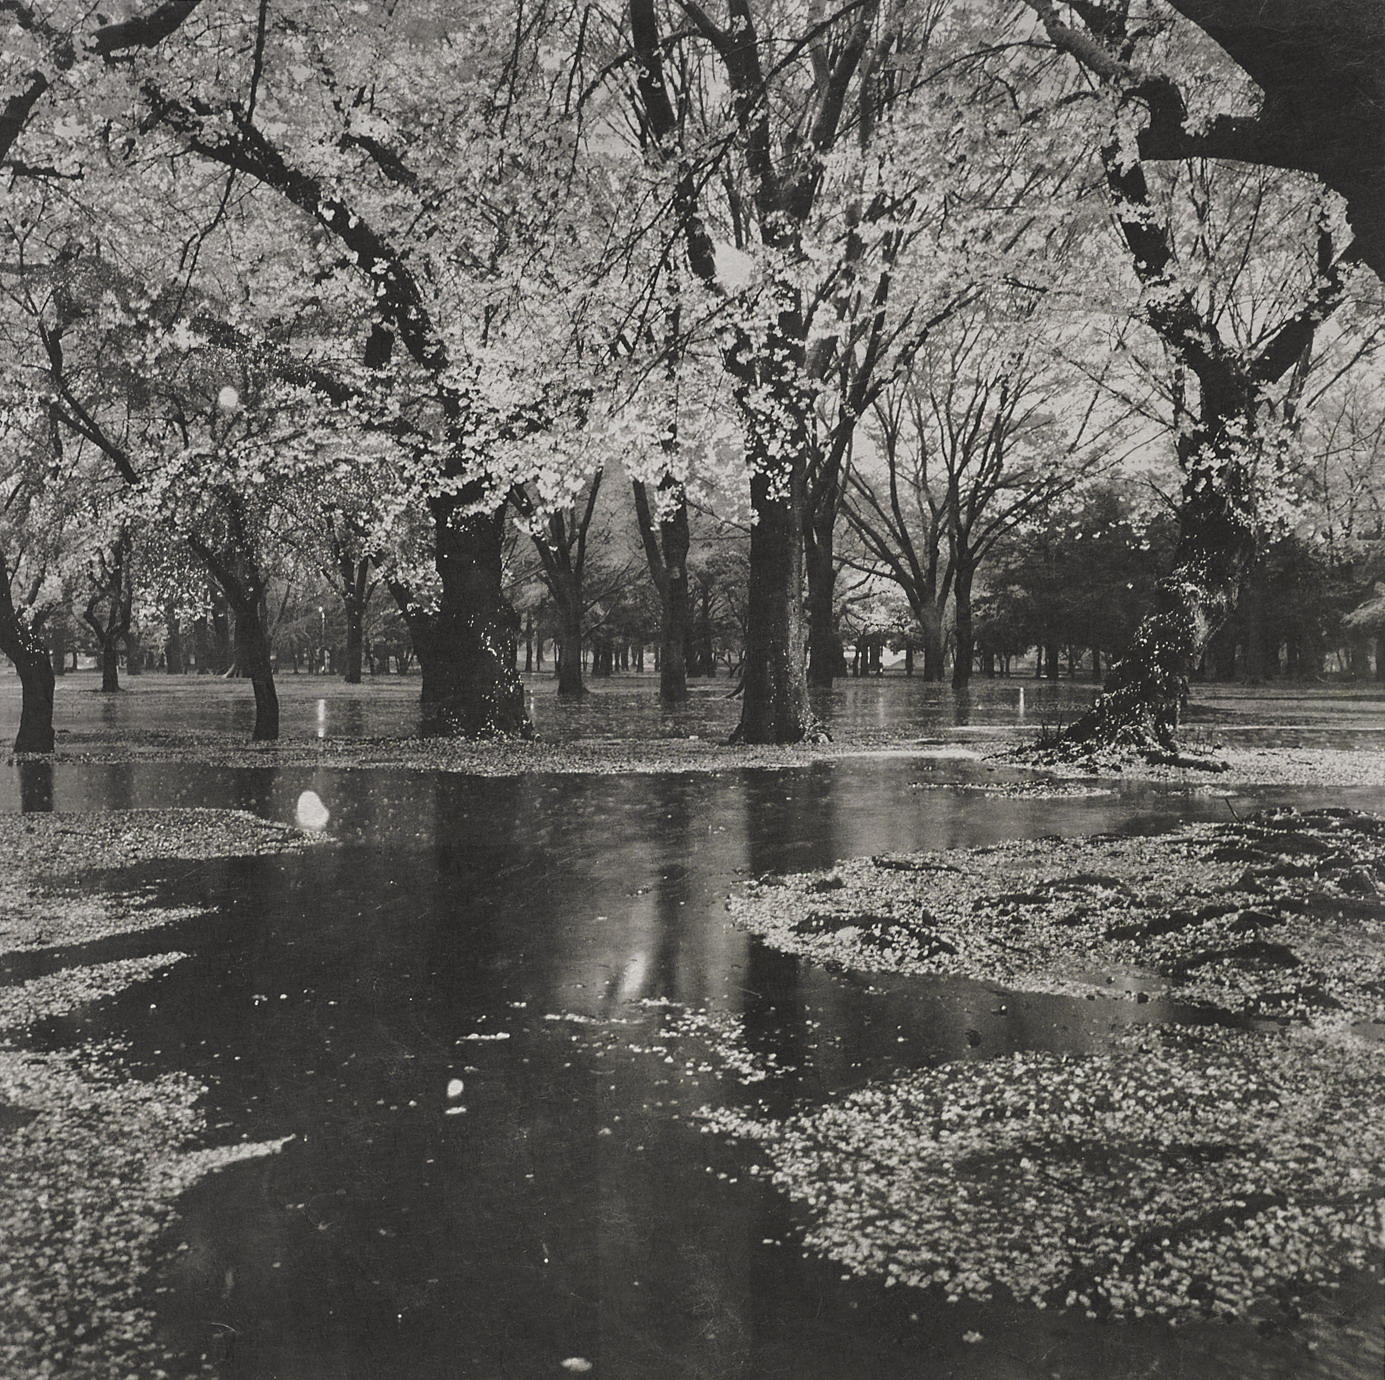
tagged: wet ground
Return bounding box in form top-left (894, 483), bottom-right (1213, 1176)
top-left (2, 673), bottom-right (1383, 1379)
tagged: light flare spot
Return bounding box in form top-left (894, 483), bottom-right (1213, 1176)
top-left (295, 790), bottom-right (330, 832)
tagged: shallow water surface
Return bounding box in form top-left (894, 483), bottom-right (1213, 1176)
top-left (5, 754), bottom-right (1383, 1380)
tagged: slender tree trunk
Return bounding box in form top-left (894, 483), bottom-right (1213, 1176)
top-left (341, 558), bottom-right (370, 685)
top-left (632, 478), bottom-right (691, 704)
top-left (657, 506), bottom-right (690, 704)
top-left (692, 584), bottom-right (715, 677)
top-left (805, 502), bottom-right (844, 688)
top-left (164, 607), bottom-right (184, 674)
top-left (234, 601), bottom-right (279, 742)
top-left (209, 602), bottom-right (232, 674)
top-left (188, 530), bottom-right (281, 741)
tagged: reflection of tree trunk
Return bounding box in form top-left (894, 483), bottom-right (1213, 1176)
top-left (0, 548), bottom-right (55, 754)
top-left (17, 758), bottom-right (54, 812)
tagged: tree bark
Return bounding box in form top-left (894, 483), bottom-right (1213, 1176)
top-left (734, 460), bottom-right (814, 743)
top-left (187, 534), bottom-right (280, 741)
top-left (234, 602), bottom-right (279, 742)
top-left (164, 603), bottom-right (184, 674)
top-left (951, 567), bottom-right (976, 690)
top-left (805, 505), bottom-right (846, 688)
top-left (555, 580), bottom-right (586, 698)
top-left (632, 478), bottom-right (691, 704)
top-left (401, 505), bottom-right (528, 737)
top-left (339, 556), bottom-right (371, 685)
top-left (0, 549), bottom-right (55, 754)
top-left (1064, 438), bottom-right (1258, 752)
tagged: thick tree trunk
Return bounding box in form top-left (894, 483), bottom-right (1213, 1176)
top-left (734, 461), bottom-right (814, 744)
top-left (343, 607), bottom-right (364, 684)
top-left (555, 587), bottom-right (586, 698)
top-left (409, 505), bottom-right (528, 738)
top-left (49, 622), bottom-right (67, 676)
top-left (0, 552), bottom-right (55, 754)
top-left (919, 606), bottom-right (946, 681)
top-left (100, 641), bottom-right (120, 693)
top-left (951, 569), bottom-right (975, 690)
top-left (14, 652), bottom-right (55, 754)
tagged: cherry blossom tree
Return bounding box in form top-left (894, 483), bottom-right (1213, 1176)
top-left (1015, 3), bottom-right (1365, 758)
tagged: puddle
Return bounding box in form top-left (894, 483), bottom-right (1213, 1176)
top-left (2, 752), bottom-right (1380, 1378)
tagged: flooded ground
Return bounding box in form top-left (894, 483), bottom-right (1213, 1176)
top-left (1, 673), bottom-right (1382, 1379)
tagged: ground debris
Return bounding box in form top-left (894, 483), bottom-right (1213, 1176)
top-left (729, 808), bottom-right (1385, 1025)
top-left (0, 807), bottom-right (318, 1379)
top-left (699, 1025), bottom-right (1385, 1323)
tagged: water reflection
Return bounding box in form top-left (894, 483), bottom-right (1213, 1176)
top-left (8, 758), bottom-right (1381, 1379)
top-left (17, 758), bottom-right (53, 812)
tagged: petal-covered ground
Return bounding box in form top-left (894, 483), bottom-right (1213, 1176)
top-left (0, 810), bottom-right (312, 1380)
top-left (702, 1025), bottom-right (1385, 1323)
top-left (729, 808), bottom-right (1385, 1025)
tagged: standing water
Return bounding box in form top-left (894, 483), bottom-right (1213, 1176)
top-left (2, 676), bottom-right (1382, 1379)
